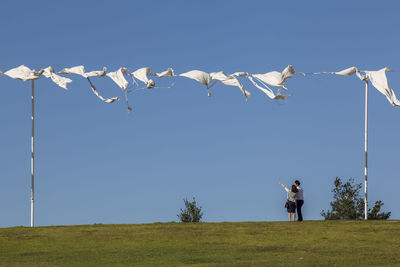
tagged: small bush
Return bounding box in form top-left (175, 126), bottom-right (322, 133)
top-left (321, 177), bottom-right (391, 220)
top-left (177, 197), bottom-right (203, 223)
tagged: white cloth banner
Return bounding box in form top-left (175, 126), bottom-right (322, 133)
top-left (179, 70), bottom-right (213, 96)
top-left (5, 65), bottom-right (43, 81)
top-left (86, 77), bottom-right (119, 103)
top-left (155, 68), bottom-right (175, 78)
top-left (324, 66), bottom-right (400, 107)
top-left (248, 76), bottom-right (290, 99)
top-left (60, 65), bottom-right (119, 103)
top-left (180, 70), bottom-right (252, 98)
top-left (41, 66), bottom-right (72, 89)
top-left (3, 64), bottom-right (400, 109)
top-left (2, 65), bottom-right (296, 103)
top-left (252, 65), bottom-right (296, 90)
top-left (365, 68), bottom-right (400, 107)
top-left (106, 68), bottom-right (129, 91)
top-left (318, 66), bottom-right (365, 81)
top-left (59, 66), bottom-right (87, 77)
top-left (128, 67), bottom-right (175, 91)
top-left (209, 71), bottom-right (251, 99)
top-left (5, 65), bottom-right (72, 89)
top-left (130, 67), bottom-right (155, 89)
top-left (179, 70), bottom-right (212, 87)
top-left (247, 65), bottom-right (295, 99)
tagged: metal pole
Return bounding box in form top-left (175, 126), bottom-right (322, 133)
top-left (364, 79), bottom-right (368, 220)
top-left (31, 80), bottom-right (35, 227)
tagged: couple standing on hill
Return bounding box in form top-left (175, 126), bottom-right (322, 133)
top-left (279, 180), bottom-right (304, 222)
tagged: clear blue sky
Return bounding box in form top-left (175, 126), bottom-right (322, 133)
top-left (1, 0), bottom-right (399, 227)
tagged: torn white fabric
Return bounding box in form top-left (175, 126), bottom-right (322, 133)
top-left (4, 65), bottom-right (42, 81)
top-left (179, 70), bottom-right (213, 96)
top-left (248, 76), bottom-right (290, 99)
top-left (130, 67), bottom-right (155, 88)
top-left (60, 65), bottom-right (119, 103)
top-left (209, 71), bottom-right (250, 99)
top-left (105, 68), bottom-right (131, 111)
top-left (41, 66), bottom-right (72, 89)
top-left (231, 72), bottom-right (249, 77)
top-left (5, 65), bottom-right (72, 89)
top-left (317, 66), bottom-right (399, 107)
top-left (128, 67), bottom-right (175, 90)
top-left (106, 68), bottom-right (128, 91)
top-left (179, 70), bottom-right (212, 88)
top-left (335, 66), bottom-right (358, 76)
top-left (365, 68), bottom-right (400, 107)
top-left (59, 66), bottom-right (87, 77)
top-left (60, 66), bottom-right (106, 78)
top-left (155, 68), bottom-right (175, 77)
top-left (252, 65), bottom-right (295, 90)
top-left (86, 77), bottom-right (119, 103)
top-left (320, 66), bottom-right (366, 81)
top-left (86, 67), bottom-right (107, 77)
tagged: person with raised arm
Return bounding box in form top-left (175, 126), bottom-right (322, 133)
top-left (279, 181), bottom-right (298, 222)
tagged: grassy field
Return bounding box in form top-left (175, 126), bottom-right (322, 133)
top-left (1, 221), bottom-right (400, 266)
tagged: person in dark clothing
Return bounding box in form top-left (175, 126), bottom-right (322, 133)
top-left (294, 180), bottom-right (304, 221)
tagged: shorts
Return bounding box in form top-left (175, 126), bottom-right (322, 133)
top-left (287, 200), bottom-right (296, 213)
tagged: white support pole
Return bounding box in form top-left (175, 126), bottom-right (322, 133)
top-left (364, 79), bottom-right (368, 220)
top-left (31, 80), bottom-right (35, 227)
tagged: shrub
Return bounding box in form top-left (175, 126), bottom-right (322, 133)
top-left (177, 197), bottom-right (203, 223)
top-left (321, 177), bottom-right (390, 220)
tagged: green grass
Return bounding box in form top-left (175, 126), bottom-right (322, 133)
top-left (1, 221), bottom-right (400, 266)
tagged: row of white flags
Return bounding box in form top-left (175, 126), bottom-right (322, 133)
top-left (0, 65), bottom-right (399, 111)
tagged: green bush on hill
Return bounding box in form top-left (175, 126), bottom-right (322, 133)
top-left (321, 177), bottom-right (391, 220)
top-left (177, 197), bottom-right (203, 222)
